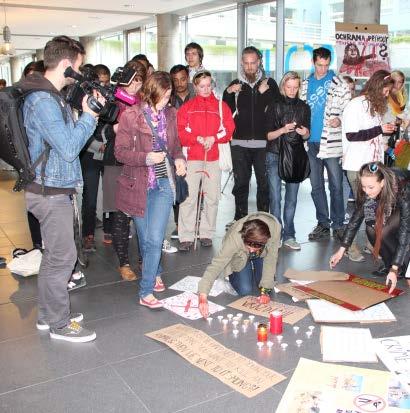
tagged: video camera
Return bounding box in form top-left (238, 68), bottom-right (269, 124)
top-left (64, 66), bottom-right (119, 123)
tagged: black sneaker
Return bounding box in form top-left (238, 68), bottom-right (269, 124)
top-left (225, 220), bottom-right (236, 230)
top-left (332, 227), bottom-right (345, 241)
top-left (50, 321), bottom-right (96, 343)
top-left (308, 224), bottom-right (330, 241)
top-left (67, 271), bottom-right (87, 291)
top-left (36, 312), bottom-right (84, 331)
top-left (170, 228), bottom-right (179, 239)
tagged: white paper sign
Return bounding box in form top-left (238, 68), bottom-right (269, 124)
top-left (374, 335), bottom-right (410, 392)
top-left (162, 292), bottom-right (225, 320)
top-left (308, 299), bottom-right (396, 323)
top-left (169, 276), bottom-right (237, 297)
top-left (322, 326), bottom-right (377, 363)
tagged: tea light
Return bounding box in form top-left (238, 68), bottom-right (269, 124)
top-left (249, 315), bottom-right (255, 321)
top-left (233, 329), bottom-right (239, 336)
top-left (257, 323), bottom-right (268, 342)
top-left (253, 321), bottom-right (259, 330)
top-left (277, 335), bottom-right (283, 343)
top-left (257, 341), bottom-right (264, 350)
top-left (308, 325), bottom-right (315, 332)
top-left (206, 317), bottom-right (213, 324)
top-left (217, 315), bottom-right (223, 321)
top-left (243, 319), bottom-right (250, 326)
top-left (242, 325), bottom-right (248, 333)
top-left (227, 314), bottom-right (233, 320)
top-left (236, 313), bottom-right (243, 319)
top-left (267, 341), bottom-right (274, 349)
top-left (222, 319), bottom-right (228, 325)
top-left (232, 320), bottom-right (239, 327)
top-left (232, 316), bottom-right (239, 322)
top-left (281, 343), bottom-right (288, 350)
top-left (306, 331), bottom-right (312, 338)
top-left (293, 326), bottom-right (300, 334)
top-left (296, 339), bottom-right (303, 347)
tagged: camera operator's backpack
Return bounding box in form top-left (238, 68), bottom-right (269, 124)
top-left (0, 86), bottom-right (66, 191)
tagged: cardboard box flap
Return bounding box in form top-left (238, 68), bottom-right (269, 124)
top-left (283, 268), bottom-right (349, 281)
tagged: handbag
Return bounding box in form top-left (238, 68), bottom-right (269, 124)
top-left (142, 111), bottom-right (189, 204)
top-left (278, 135), bottom-right (310, 183)
top-left (217, 99), bottom-right (233, 172)
top-left (7, 248), bottom-right (42, 277)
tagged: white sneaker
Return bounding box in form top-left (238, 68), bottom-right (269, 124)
top-left (162, 240), bottom-right (177, 253)
top-left (283, 238), bottom-right (301, 250)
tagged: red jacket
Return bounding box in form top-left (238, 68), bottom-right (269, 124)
top-left (177, 93), bottom-right (235, 161)
top-left (115, 104), bottom-right (184, 217)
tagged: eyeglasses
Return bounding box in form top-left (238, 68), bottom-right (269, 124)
top-left (244, 240), bottom-right (266, 249)
top-left (368, 163), bottom-right (379, 173)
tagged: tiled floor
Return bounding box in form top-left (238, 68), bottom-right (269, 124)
top-left (0, 170), bottom-right (408, 413)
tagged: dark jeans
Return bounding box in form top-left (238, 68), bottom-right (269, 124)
top-left (266, 152), bottom-right (300, 240)
top-left (229, 258), bottom-right (263, 296)
top-left (27, 211), bottom-right (42, 248)
top-left (25, 192), bottom-right (77, 329)
top-left (80, 152), bottom-right (107, 237)
top-left (307, 142), bottom-right (345, 229)
top-left (112, 210), bottom-right (131, 267)
top-left (231, 145), bottom-right (269, 220)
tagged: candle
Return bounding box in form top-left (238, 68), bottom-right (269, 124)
top-left (277, 335), bottom-right (283, 343)
top-left (257, 323), bottom-right (268, 342)
top-left (222, 319), bottom-right (228, 325)
top-left (217, 315), bottom-right (223, 321)
top-left (227, 314), bottom-right (233, 320)
top-left (236, 313), bottom-right (243, 319)
top-left (269, 310), bottom-right (283, 335)
top-left (232, 320), bottom-right (239, 327)
top-left (249, 315), bottom-right (255, 322)
top-left (306, 331), bottom-right (312, 338)
top-left (267, 341), bottom-right (274, 349)
top-left (243, 319), bottom-right (250, 326)
top-left (206, 317), bottom-right (213, 324)
top-left (308, 325), bottom-right (315, 332)
top-left (233, 329), bottom-right (239, 336)
top-left (293, 326), bottom-right (300, 334)
top-left (296, 339), bottom-right (303, 347)
top-left (242, 324), bottom-right (248, 333)
top-left (281, 343), bottom-right (288, 350)
top-left (257, 341), bottom-right (264, 350)
top-left (232, 316), bottom-right (239, 322)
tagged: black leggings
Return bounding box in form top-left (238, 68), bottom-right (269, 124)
top-left (112, 210), bottom-right (131, 267)
top-left (366, 209), bottom-right (409, 269)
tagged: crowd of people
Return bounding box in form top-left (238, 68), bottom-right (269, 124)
top-left (3, 35), bottom-right (408, 343)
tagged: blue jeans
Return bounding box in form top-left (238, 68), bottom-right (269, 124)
top-left (229, 258), bottom-right (263, 296)
top-left (307, 142), bottom-right (344, 229)
top-left (133, 178), bottom-right (174, 298)
top-left (266, 152), bottom-right (300, 240)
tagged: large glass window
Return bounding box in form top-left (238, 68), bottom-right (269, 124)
top-left (128, 29), bottom-right (141, 60)
top-left (146, 26), bottom-right (158, 69)
top-left (0, 62), bottom-right (11, 85)
top-left (98, 33), bottom-right (124, 73)
top-left (187, 7), bottom-right (237, 97)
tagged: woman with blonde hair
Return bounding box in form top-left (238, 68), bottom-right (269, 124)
top-left (265, 71), bottom-right (310, 250)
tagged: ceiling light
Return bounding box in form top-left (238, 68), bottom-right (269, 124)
top-left (123, 4), bottom-right (137, 8)
top-left (1, 3), bottom-right (14, 56)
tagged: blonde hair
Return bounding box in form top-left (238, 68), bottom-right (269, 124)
top-left (279, 71), bottom-right (301, 97)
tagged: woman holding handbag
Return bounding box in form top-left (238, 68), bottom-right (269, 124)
top-left (115, 71), bottom-right (186, 309)
top-left (177, 70), bottom-right (235, 251)
top-left (265, 71), bottom-right (311, 251)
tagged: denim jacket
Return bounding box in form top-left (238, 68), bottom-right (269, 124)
top-left (23, 91), bottom-right (97, 189)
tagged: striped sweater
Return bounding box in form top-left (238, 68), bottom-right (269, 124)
top-left (300, 74), bottom-right (351, 159)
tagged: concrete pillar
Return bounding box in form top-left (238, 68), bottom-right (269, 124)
top-left (156, 13), bottom-right (179, 72)
top-left (35, 48), bottom-right (44, 61)
top-left (79, 36), bottom-right (98, 64)
top-left (344, 0), bottom-right (381, 24)
top-left (9, 56), bottom-right (22, 84)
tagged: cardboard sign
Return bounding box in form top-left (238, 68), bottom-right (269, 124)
top-left (335, 22), bottom-right (391, 78)
top-left (227, 295), bottom-right (309, 325)
top-left (276, 358), bottom-right (409, 412)
top-left (275, 282), bottom-right (314, 301)
top-left (294, 275), bottom-right (404, 311)
top-left (283, 268), bottom-right (349, 282)
top-left (146, 324), bottom-right (286, 398)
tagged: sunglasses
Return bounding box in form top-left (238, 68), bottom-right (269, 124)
top-left (245, 240), bottom-right (266, 249)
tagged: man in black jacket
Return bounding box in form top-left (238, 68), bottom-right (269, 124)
top-left (223, 46), bottom-right (280, 225)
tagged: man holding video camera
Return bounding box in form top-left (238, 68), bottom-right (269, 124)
top-left (20, 36), bottom-right (102, 343)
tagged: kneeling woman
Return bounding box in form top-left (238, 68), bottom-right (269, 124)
top-left (115, 72), bottom-right (186, 309)
top-left (198, 212), bottom-right (281, 318)
top-left (330, 162), bottom-right (409, 293)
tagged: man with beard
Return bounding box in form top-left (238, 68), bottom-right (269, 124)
top-left (223, 46), bottom-right (280, 226)
top-left (170, 65), bottom-right (195, 109)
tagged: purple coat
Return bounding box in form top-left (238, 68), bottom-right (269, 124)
top-left (115, 103), bottom-right (184, 217)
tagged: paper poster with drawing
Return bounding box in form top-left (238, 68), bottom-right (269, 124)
top-left (162, 292), bottom-right (225, 320)
top-left (169, 275), bottom-right (237, 297)
top-left (335, 22), bottom-right (391, 78)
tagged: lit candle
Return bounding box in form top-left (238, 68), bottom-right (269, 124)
top-left (296, 339), bottom-right (303, 347)
top-left (232, 320), bottom-right (239, 327)
top-left (227, 314), bottom-right (233, 320)
top-left (236, 313), bottom-right (243, 319)
top-left (308, 325), bottom-right (315, 332)
top-left (217, 315), bottom-right (223, 321)
top-left (233, 329), bottom-right (239, 336)
top-left (257, 323), bottom-right (268, 342)
top-left (257, 341), bottom-right (264, 350)
top-left (206, 317), bottom-right (213, 324)
top-left (222, 319), bottom-right (228, 325)
top-left (277, 335), bottom-right (283, 343)
top-left (249, 315), bottom-right (255, 322)
top-left (232, 316), bottom-right (239, 322)
top-left (242, 325), bottom-right (248, 333)
top-left (293, 326), bottom-right (300, 334)
top-left (243, 319), bottom-right (250, 326)
top-left (306, 331), bottom-right (312, 338)
top-left (269, 310), bottom-right (283, 335)
top-left (267, 341), bottom-right (274, 349)
top-left (281, 343), bottom-right (288, 350)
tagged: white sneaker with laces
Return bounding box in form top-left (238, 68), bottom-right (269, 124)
top-left (162, 240), bottom-right (177, 253)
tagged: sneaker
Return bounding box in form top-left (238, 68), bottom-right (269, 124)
top-left (178, 241), bottom-right (193, 252)
top-left (200, 238), bottom-right (213, 247)
top-left (119, 265), bottom-right (137, 281)
top-left (103, 233), bottom-right (112, 245)
top-left (283, 238), bottom-right (301, 250)
top-left (162, 240), bottom-right (177, 253)
top-left (308, 224), bottom-right (330, 241)
top-left (170, 228), bottom-right (179, 239)
top-left (346, 243), bottom-right (365, 262)
top-left (50, 321), bottom-right (96, 343)
top-left (37, 312), bottom-right (84, 331)
top-left (153, 277), bottom-right (166, 292)
top-left (139, 295), bottom-right (163, 309)
top-left (225, 220), bottom-right (236, 230)
top-left (67, 271), bottom-right (87, 291)
top-left (83, 235), bottom-right (96, 252)
top-left (332, 227), bottom-right (345, 241)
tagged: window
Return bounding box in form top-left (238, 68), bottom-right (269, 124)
top-left (128, 30), bottom-right (141, 60)
top-left (98, 33), bottom-right (124, 73)
top-left (145, 26), bottom-right (158, 69)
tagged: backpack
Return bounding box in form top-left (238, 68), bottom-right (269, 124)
top-left (0, 86), bottom-right (66, 192)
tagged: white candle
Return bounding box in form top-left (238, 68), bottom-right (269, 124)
top-left (257, 341), bottom-right (264, 350)
top-left (277, 335), bottom-right (283, 343)
top-left (296, 339), bottom-right (303, 347)
top-left (267, 341), bottom-right (274, 349)
top-left (249, 315), bottom-right (255, 321)
top-left (293, 326), bottom-right (300, 334)
top-left (306, 331), bottom-right (312, 338)
top-left (227, 314), bottom-right (233, 320)
top-left (281, 343), bottom-right (288, 350)
top-left (233, 329), bottom-right (239, 336)
top-left (308, 325), bottom-right (315, 332)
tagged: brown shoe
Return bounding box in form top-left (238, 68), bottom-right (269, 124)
top-left (119, 265), bottom-right (137, 281)
top-left (83, 235), bottom-right (96, 252)
top-left (200, 238), bottom-right (212, 247)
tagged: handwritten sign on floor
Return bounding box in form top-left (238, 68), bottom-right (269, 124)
top-left (146, 323), bottom-right (286, 398)
top-left (228, 295), bottom-right (310, 325)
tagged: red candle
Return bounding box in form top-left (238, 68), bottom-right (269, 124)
top-left (269, 310), bottom-right (283, 335)
top-left (257, 323), bottom-right (268, 342)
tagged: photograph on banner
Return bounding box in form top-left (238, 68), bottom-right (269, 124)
top-left (335, 22), bottom-right (391, 78)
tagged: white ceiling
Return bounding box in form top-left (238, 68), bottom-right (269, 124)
top-left (0, 0), bottom-right (235, 56)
